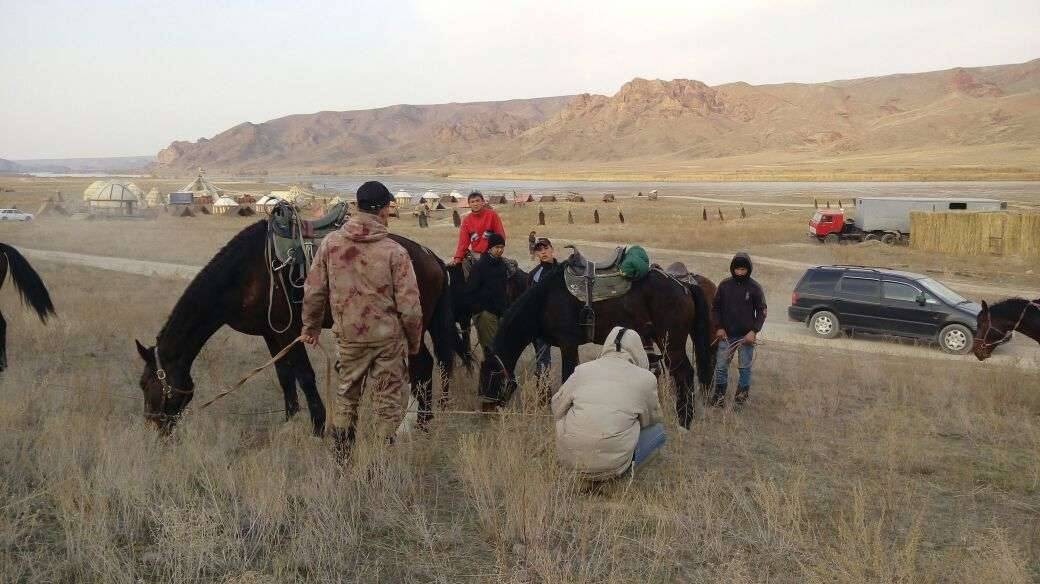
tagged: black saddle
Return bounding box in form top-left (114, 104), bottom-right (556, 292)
top-left (564, 245), bottom-right (626, 276)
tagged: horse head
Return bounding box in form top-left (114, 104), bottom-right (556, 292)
top-left (135, 339), bottom-right (195, 434)
top-left (478, 351), bottom-right (518, 406)
top-left (972, 301), bottom-right (1003, 361)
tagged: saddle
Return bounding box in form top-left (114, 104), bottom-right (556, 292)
top-left (662, 261), bottom-right (699, 287)
top-left (268, 200), bottom-right (349, 284)
top-left (562, 245), bottom-right (632, 304)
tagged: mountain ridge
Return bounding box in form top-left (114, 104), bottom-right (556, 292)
top-left (156, 59), bottom-right (1040, 176)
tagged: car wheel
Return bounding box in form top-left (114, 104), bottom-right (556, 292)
top-left (809, 311), bottom-right (841, 339)
top-left (938, 324), bottom-right (972, 354)
top-left (824, 234), bottom-right (839, 245)
top-left (880, 233), bottom-right (898, 245)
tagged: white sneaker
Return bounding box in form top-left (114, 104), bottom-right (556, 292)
top-left (677, 425), bottom-right (689, 435)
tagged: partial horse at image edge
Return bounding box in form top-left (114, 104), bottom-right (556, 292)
top-left (973, 297), bottom-right (1040, 360)
top-left (0, 243), bottom-right (56, 371)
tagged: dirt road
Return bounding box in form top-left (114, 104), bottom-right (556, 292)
top-left (22, 245), bottom-right (1037, 370)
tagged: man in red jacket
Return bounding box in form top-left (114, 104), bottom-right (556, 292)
top-left (448, 190), bottom-right (506, 266)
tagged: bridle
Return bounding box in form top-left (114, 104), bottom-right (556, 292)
top-left (148, 346), bottom-right (193, 421)
top-left (975, 300), bottom-right (1040, 350)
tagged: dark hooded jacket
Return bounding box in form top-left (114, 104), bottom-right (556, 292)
top-left (466, 252), bottom-right (508, 316)
top-left (711, 252), bottom-right (767, 338)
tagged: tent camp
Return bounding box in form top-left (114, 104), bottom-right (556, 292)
top-left (421, 191), bottom-right (440, 203)
top-left (85, 181), bottom-right (145, 215)
top-left (513, 193), bottom-right (533, 204)
top-left (565, 194), bottom-right (585, 203)
top-left (213, 196), bottom-right (240, 215)
top-left (449, 190), bottom-right (464, 202)
top-left (255, 195), bottom-right (278, 213)
top-left (394, 191), bottom-right (412, 206)
top-left (485, 194), bottom-right (507, 204)
top-left (536, 194), bottom-right (557, 203)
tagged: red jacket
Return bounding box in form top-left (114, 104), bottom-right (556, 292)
top-left (453, 208), bottom-right (506, 261)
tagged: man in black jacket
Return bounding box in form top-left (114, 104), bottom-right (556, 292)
top-left (711, 252), bottom-right (767, 406)
top-left (528, 238), bottom-right (558, 384)
top-left (466, 233), bottom-right (508, 354)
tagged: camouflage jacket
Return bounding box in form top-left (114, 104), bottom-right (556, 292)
top-left (301, 213), bottom-right (423, 353)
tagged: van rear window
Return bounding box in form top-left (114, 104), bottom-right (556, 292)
top-left (802, 270), bottom-right (842, 292)
top-left (839, 277), bottom-right (880, 297)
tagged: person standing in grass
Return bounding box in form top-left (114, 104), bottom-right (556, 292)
top-left (465, 232), bottom-right (508, 353)
top-left (448, 190), bottom-right (506, 267)
top-left (710, 252), bottom-right (767, 407)
top-left (527, 237), bottom-right (558, 386)
top-left (552, 327), bottom-right (665, 480)
top-left (300, 181), bottom-right (423, 462)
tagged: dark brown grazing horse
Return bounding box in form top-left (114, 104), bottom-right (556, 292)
top-left (0, 243), bottom-right (55, 370)
top-left (972, 298), bottom-right (1040, 360)
top-left (135, 221), bottom-right (464, 435)
top-left (478, 265), bottom-right (715, 429)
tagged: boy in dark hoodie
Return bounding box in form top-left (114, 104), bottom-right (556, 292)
top-left (466, 232), bottom-right (508, 354)
top-left (710, 252), bottom-right (767, 406)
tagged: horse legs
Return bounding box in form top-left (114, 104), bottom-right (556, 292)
top-left (286, 341), bottom-right (326, 437)
top-left (560, 344), bottom-right (579, 384)
top-left (0, 309), bottom-right (6, 372)
top-left (409, 344), bottom-right (435, 430)
top-left (263, 334), bottom-right (302, 420)
top-left (665, 342), bottom-right (697, 429)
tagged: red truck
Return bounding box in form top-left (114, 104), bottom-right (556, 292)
top-left (808, 197), bottom-right (1006, 246)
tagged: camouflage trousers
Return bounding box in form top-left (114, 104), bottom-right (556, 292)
top-left (331, 337), bottom-right (410, 439)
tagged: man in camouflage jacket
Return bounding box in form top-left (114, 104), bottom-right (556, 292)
top-left (301, 181), bottom-right (423, 460)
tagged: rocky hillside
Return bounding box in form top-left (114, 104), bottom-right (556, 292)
top-left (0, 159), bottom-right (22, 173)
top-left (156, 59), bottom-right (1040, 174)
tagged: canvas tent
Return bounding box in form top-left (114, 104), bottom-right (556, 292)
top-left (255, 195), bottom-right (278, 213)
top-left (449, 191), bottom-right (464, 202)
top-left (213, 196), bottom-right (240, 215)
top-left (83, 180), bottom-right (107, 201)
top-left (513, 193), bottom-right (533, 204)
top-left (421, 191), bottom-right (440, 202)
top-left (565, 194), bottom-right (585, 202)
top-left (85, 181), bottom-right (145, 215)
top-left (395, 191), bottom-right (412, 205)
top-left (180, 168), bottom-right (225, 198)
top-left (602, 193), bottom-right (616, 202)
top-left (537, 194), bottom-right (557, 202)
top-left (485, 194), bottom-right (507, 204)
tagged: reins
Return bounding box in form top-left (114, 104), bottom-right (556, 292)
top-left (977, 300), bottom-right (1040, 349)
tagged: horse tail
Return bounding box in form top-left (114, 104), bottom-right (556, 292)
top-left (432, 267), bottom-right (472, 371)
top-left (687, 279), bottom-right (712, 387)
top-left (0, 243), bottom-right (55, 323)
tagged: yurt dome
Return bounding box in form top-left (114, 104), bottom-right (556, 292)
top-left (85, 181), bottom-right (145, 205)
top-left (421, 191), bottom-right (439, 201)
top-left (213, 196), bottom-right (240, 214)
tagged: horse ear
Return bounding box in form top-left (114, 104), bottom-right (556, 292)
top-left (980, 300), bottom-right (989, 311)
top-left (135, 339), bottom-right (153, 362)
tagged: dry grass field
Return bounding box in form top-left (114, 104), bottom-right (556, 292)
top-left (1, 176), bottom-right (1039, 582)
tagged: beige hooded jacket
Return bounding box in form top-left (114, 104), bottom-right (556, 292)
top-left (551, 327), bottom-right (662, 479)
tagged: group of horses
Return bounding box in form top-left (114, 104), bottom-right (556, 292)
top-left (0, 217), bottom-right (1036, 438)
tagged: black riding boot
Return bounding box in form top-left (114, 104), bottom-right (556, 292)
top-left (331, 426), bottom-right (356, 465)
top-left (735, 385), bottom-right (750, 405)
top-left (710, 383), bottom-right (728, 408)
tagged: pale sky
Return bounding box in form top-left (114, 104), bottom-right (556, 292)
top-left (1, 0), bottom-right (1037, 159)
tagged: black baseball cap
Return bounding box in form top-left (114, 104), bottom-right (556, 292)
top-left (356, 181), bottom-right (394, 212)
top-left (533, 237), bottom-right (552, 249)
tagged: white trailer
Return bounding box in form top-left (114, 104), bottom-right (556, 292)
top-left (854, 197), bottom-right (1006, 234)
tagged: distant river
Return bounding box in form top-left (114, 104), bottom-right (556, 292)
top-left (267, 175), bottom-right (1040, 202)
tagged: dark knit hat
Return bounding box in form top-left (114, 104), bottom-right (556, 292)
top-left (486, 232), bottom-right (505, 248)
top-left (356, 181), bottom-right (394, 212)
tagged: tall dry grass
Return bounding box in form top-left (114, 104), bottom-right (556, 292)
top-left (1, 262), bottom-right (1038, 582)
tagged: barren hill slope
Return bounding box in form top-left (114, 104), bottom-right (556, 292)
top-left (157, 59), bottom-right (1040, 176)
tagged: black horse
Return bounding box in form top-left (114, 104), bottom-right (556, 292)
top-left (478, 265), bottom-right (714, 428)
top-left (446, 259), bottom-right (530, 360)
top-left (0, 243), bottom-right (56, 370)
top-left (135, 221), bottom-right (465, 435)
top-left (973, 298), bottom-right (1040, 360)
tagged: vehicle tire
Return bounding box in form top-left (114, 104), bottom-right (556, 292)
top-left (809, 311), bottom-right (841, 339)
top-left (863, 233), bottom-right (879, 242)
top-left (824, 233), bottom-right (839, 245)
top-left (880, 233), bottom-right (898, 246)
top-left (938, 324), bottom-right (972, 355)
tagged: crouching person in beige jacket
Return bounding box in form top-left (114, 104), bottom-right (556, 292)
top-left (551, 327), bottom-right (666, 480)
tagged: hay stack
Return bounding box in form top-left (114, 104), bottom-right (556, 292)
top-left (910, 211), bottom-right (1040, 257)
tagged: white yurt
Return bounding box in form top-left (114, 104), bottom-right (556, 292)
top-left (82, 180), bottom-right (107, 201)
top-left (449, 190), bottom-right (465, 202)
top-left (421, 191), bottom-right (440, 202)
top-left (394, 191), bottom-right (412, 206)
top-left (213, 196), bottom-right (240, 215)
top-left (85, 181), bottom-right (145, 214)
top-left (255, 195), bottom-right (278, 213)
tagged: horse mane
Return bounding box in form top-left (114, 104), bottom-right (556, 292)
top-left (493, 265), bottom-right (561, 361)
top-left (988, 297), bottom-right (1036, 320)
top-left (157, 220), bottom-right (268, 345)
